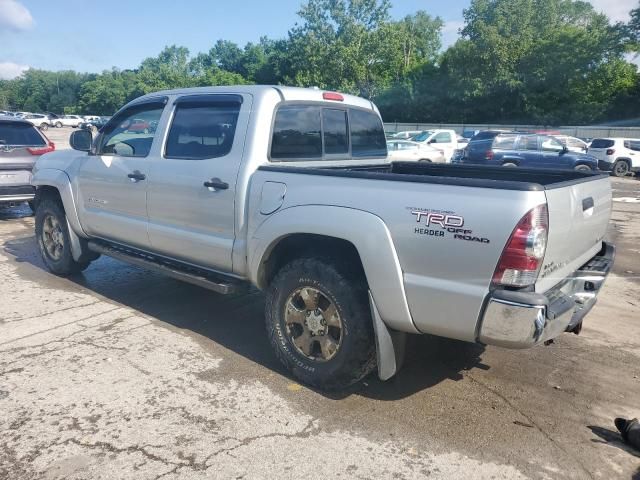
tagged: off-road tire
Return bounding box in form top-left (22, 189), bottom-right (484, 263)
top-left (612, 160), bottom-right (630, 177)
top-left (35, 196), bottom-right (92, 276)
top-left (265, 256), bottom-right (376, 390)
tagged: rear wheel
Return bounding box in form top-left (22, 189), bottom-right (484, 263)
top-left (574, 164), bottom-right (592, 172)
top-left (40, 123), bottom-right (49, 131)
top-left (265, 257), bottom-right (376, 390)
top-left (35, 197), bottom-right (93, 276)
top-left (418, 158), bottom-right (431, 162)
top-left (612, 160), bottom-right (630, 177)
top-left (55, 121), bottom-right (62, 128)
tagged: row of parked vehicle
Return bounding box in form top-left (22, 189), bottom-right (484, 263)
top-left (386, 128), bottom-right (639, 176)
top-left (0, 110), bottom-right (110, 132)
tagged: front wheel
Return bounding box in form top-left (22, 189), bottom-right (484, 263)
top-left (35, 197), bottom-right (92, 276)
top-left (574, 164), bottom-right (592, 172)
top-left (265, 257), bottom-right (376, 390)
top-left (55, 121), bottom-right (62, 128)
top-left (612, 160), bottom-right (630, 177)
top-left (40, 123), bottom-right (49, 131)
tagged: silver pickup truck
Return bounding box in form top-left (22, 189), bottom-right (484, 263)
top-left (31, 86), bottom-right (614, 390)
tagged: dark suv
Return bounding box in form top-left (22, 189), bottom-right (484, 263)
top-left (459, 132), bottom-right (598, 171)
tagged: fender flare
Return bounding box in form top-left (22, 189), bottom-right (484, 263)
top-left (32, 168), bottom-right (88, 261)
top-left (248, 205), bottom-right (419, 335)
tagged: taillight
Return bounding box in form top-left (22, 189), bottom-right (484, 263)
top-left (485, 150), bottom-right (494, 160)
top-left (492, 204), bottom-right (548, 288)
top-left (322, 92), bottom-right (344, 102)
top-left (606, 149), bottom-right (615, 156)
top-left (27, 141), bottom-right (55, 155)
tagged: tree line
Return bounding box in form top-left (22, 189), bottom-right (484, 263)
top-left (1, 0), bottom-right (640, 125)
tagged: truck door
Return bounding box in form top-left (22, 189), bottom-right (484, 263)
top-left (146, 94), bottom-right (251, 272)
top-left (75, 98), bottom-right (167, 250)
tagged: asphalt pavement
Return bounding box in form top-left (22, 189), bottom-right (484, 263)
top-left (1, 133), bottom-right (639, 479)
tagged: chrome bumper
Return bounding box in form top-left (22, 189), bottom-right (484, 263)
top-left (478, 242), bottom-right (615, 349)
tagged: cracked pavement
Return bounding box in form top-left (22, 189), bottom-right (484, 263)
top-left (1, 170), bottom-right (639, 479)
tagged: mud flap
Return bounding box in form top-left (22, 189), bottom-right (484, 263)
top-left (369, 292), bottom-right (407, 381)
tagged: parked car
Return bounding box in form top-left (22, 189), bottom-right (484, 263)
top-left (24, 114), bottom-right (51, 131)
top-left (390, 130), bottom-right (424, 140)
top-left (31, 85), bottom-right (613, 390)
top-left (53, 115), bottom-right (84, 128)
top-left (588, 138), bottom-right (640, 177)
top-left (83, 115), bottom-right (101, 122)
top-left (79, 116), bottom-right (110, 132)
top-left (462, 129), bottom-right (480, 140)
top-left (0, 115), bottom-right (55, 209)
top-left (460, 132), bottom-right (598, 171)
top-left (124, 118), bottom-right (152, 133)
top-left (387, 140), bottom-right (446, 163)
top-left (410, 129), bottom-right (459, 161)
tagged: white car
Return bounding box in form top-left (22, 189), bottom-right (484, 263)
top-left (82, 115), bottom-right (101, 122)
top-left (553, 135), bottom-right (588, 153)
top-left (24, 113), bottom-right (51, 130)
top-left (390, 130), bottom-right (424, 140)
top-left (387, 140), bottom-right (446, 163)
top-left (588, 138), bottom-right (640, 177)
top-left (409, 129), bottom-right (459, 161)
top-left (53, 115), bottom-right (84, 128)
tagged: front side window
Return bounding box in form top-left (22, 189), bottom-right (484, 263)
top-left (271, 105), bottom-right (322, 159)
top-left (540, 135), bottom-right (564, 152)
top-left (350, 109), bottom-right (386, 157)
top-left (166, 97), bottom-right (241, 160)
top-left (433, 132), bottom-right (452, 143)
top-left (98, 102), bottom-right (165, 157)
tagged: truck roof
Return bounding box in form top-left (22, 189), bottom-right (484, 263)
top-left (134, 85), bottom-right (377, 112)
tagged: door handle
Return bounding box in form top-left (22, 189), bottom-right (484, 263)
top-left (127, 171), bottom-right (146, 182)
top-left (203, 178), bottom-right (229, 191)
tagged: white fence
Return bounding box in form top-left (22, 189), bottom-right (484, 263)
top-left (383, 122), bottom-right (640, 139)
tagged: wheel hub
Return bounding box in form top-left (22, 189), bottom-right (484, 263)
top-left (284, 287), bottom-right (343, 361)
top-left (305, 310), bottom-right (326, 336)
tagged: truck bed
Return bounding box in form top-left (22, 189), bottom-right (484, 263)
top-left (259, 161), bottom-right (608, 191)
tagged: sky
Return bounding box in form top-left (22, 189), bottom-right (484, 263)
top-left (0, 0), bottom-right (636, 79)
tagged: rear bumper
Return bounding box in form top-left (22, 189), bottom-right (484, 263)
top-left (0, 185), bottom-right (36, 203)
top-left (478, 242), bottom-right (615, 349)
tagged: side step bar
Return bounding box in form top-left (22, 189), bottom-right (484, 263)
top-left (87, 241), bottom-right (247, 295)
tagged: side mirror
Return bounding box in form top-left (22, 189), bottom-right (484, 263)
top-left (70, 129), bottom-right (92, 152)
top-left (561, 146), bottom-right (569, 154)
top-left (428, 139), bottom-right (436, 144)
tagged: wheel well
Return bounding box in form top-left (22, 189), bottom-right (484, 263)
top-left (615, 157), bottom-right (632, 166)
top-left (259, 234), bottom-right (366, 289)
top-left (33, 186), bottom-right (62, 210)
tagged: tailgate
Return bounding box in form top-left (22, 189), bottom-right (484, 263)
top-left (536, 175), bottom-right (611, 293)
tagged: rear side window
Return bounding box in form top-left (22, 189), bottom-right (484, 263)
top-left (271, 106), bottom-right (322, 159)
top-left (0, 122), bottom-right (46, 146)
top-left (517, 135), bottom-right (538, 151)
top-left (350, 109), bottom-right (386, 157)
top-left (590, 139), bottom-right (614, 149)
top-left (166, 96), bottom-right (241, 160)
top-left (493, 134), bottom-right (517, 149)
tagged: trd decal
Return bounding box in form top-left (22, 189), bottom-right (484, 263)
top-left (408, 207), bottom-right (490, 244)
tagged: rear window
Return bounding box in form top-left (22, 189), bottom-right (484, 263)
top-left (0, 122), bottom-right (46, 146)
top-left (270, 105), bottom-right (386, 160)
top-left (590, 139), bottom-right (614, 149)
top-left (271, 106), bottom-right (322, 159)
top-left (350, 109), bottom-right (386, 157)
